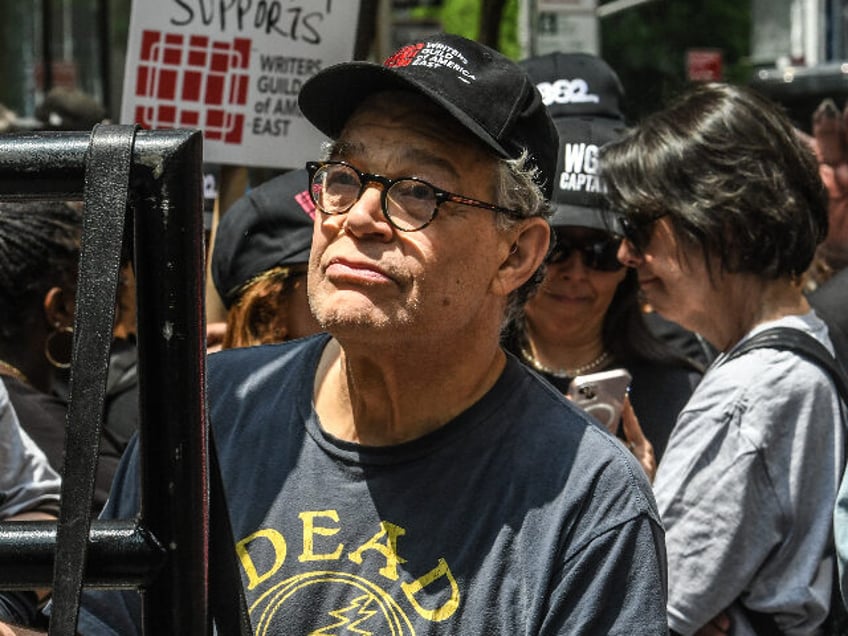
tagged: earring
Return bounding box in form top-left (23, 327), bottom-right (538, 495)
top-left (509, 244), bottom-right (519, 255)
top-left (45, 325), bottom-right (74, 369)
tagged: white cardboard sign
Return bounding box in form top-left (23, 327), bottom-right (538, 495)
top-left (120, 0), bottom-right (361, 169)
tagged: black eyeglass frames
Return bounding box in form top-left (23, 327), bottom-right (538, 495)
top-left (548, 233), bottom-right (624, 272)
top-left (306, 160), bottom-right (523, 232)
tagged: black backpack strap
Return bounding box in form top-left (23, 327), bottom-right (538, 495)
top-left (727, 326), bottom-right (848, 635)
top-left (726, 327), bottom-right (848, 406)
top-left (49, 124), bottom-right (137, 636)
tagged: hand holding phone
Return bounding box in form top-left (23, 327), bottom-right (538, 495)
top-left (566, 368), bottom-right (632, 433)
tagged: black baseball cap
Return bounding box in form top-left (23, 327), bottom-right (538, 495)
top-left (212, 169), bottom-right (314, 308)
top-left (519, 51), bottom-right (625, 120)
top-left (520, 51), bottom-right (626, 233)
top-left (550, 116), bottom-right (625, 234)
top-left (298, 33), bottom-right (559, 199)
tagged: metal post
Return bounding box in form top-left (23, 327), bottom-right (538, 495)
top-left (133, 130), bottom-right (210, 635)
top-left (41, 0), bottom-right (53, 93)
top-left (0, 128), bottom-right (209, 635)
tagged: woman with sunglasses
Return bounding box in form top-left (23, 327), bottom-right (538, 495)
top-left (508, 52), bottom-right (707, 475)
top-left (503, 206), bottom-right (704, 467)
top-left (601, 83), bottom-right (843, 635)
top-left (502, 112), bottom-right (705, 468)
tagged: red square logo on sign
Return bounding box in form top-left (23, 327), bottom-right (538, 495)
top-left (133, 29), bottom-right (251, 144)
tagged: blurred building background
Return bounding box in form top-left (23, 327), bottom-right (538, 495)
top-left (748, 0), bottom-right (848, 132)
top-left (0, 0), bottom-right (129, 123)
top-left (0, 0), bottom-right (845, 134)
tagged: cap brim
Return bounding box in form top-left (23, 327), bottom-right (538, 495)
top-left (550, 203), bottom-right (623, 235)
top-left (299, 62), bottom-right (513, 161)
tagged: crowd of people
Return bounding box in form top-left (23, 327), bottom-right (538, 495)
top-left (0, 30), bottom-right (846, 636)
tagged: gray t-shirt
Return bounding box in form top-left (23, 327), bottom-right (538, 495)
top-left (75, 334), bottom-right (668, 634)
top-left (0, 379), bottom-right (60, 518)
top-left (655, 312), bottom-right (843, 635)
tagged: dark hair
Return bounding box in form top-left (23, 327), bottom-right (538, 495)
top-left (600, 83), bottom-right (828, 279)
top-left (0, 201), bottom-right (81, 340)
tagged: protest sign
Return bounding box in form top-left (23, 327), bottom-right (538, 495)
top-left (120, 0), bottom-right (361, 169)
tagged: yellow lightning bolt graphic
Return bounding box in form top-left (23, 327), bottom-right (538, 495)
top-left (309, 593), bottom-right (378, 635)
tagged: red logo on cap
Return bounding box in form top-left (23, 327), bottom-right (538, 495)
top-left (384, 43), bottom-right (424, 68)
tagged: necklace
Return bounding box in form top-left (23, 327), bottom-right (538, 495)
top-left (520, 344), bottom-right (611, 379)
top-left (0, 360), bottom-right (31, 385)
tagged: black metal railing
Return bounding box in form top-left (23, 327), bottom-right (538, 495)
top-left (0, 128), bottom-right (209, 635)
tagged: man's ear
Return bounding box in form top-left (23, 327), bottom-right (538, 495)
top-left (492, 217), bottom-right (550, 297)
top-left (43, 286), bottom-right (74, 329)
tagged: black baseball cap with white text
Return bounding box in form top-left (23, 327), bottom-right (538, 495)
top-left (298, 33), bottom-right (559, 199)
top-left (549, 116), bottom-right (625, 233)
top-left (520, 52), bottom-right (627, 233)
top-left (519, 51), bottom-right (625, 120)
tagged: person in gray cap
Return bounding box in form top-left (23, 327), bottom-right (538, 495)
top-left (18, 34), bottom-right (666, 635)
top-left (507, 51), bottom-right (705, 466)
top-left (208, 168), bottom-right (321, 349)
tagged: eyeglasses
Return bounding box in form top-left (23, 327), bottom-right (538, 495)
top-left (548, 232), bottom-right (624, 272)
top-left (306, 160), bottom-right (522, 232)
top-left (619, 212), bottom-right (668, 254)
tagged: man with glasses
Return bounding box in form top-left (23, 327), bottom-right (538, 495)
top-left (11, 34), bottom-right (666, 635)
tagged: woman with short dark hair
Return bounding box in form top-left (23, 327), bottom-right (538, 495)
top-left (602, 82), bottom-right (842, 635)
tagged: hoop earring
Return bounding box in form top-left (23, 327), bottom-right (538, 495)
top-left (45, 326), bottom-right (74, 369)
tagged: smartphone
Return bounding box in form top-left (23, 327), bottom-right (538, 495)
top-left (566, 368), bottom-right (633, 434)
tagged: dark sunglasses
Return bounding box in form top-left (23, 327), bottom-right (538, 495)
top-left (620, 212), bottom-right (669, 254)
top-left (548, 233), bottom-right (624, 272)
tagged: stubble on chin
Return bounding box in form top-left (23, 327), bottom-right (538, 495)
top-left (307, 283), bottom-right (421, 335)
